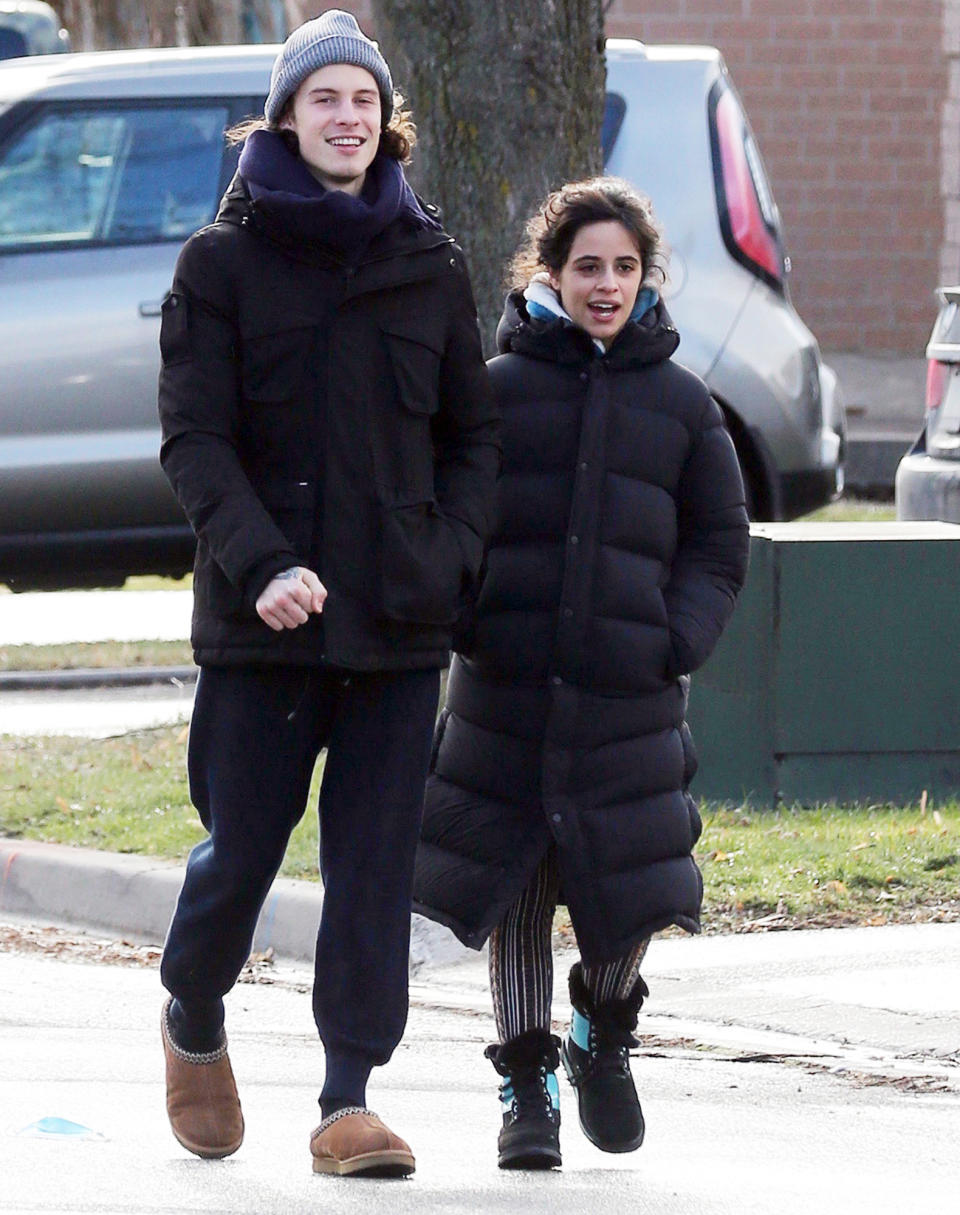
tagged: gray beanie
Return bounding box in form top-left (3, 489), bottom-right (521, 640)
top-left (265, 9), bottom-right (394, 126)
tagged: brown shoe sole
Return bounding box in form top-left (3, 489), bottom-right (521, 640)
top-left (171, 1126), bottom-right (244, 1160)
top-left (312, 1148), bottom-right (415, 1177)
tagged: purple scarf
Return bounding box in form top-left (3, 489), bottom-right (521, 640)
top-left (238, 128), bottom-right (439, 258)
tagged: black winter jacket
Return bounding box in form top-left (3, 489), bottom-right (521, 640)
top-left (413, 292), bottom-right (749, 964)
top-left (158, 174), bottom-right (500, 670)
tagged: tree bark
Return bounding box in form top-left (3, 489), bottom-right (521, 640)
top-left (57, 1), bottom-right (245, 50)
top-left (370, 0), bottom-right (606, 352)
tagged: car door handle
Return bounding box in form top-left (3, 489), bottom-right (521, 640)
top-left (139, 300), bottom-right (163, 317)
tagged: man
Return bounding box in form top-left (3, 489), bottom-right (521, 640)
top-left (157, 10), bottom-right (499, 1177)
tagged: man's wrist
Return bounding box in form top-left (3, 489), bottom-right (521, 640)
top-left (242, 552), bottom-right (299, 610)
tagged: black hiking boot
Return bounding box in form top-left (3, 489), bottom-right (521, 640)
top-left (484, 1029), bottom-right (562, 1170)
top-left (561, 962), bottom-right (648, 1153)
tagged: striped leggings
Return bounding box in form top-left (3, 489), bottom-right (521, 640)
top-left (488, 847), bottom-right (650, 1043)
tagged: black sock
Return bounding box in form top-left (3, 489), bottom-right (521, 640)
top-left (320, 1095), bottom-right (366, 1120)
top-left (319, 1050), bottom-right (371, 1120)
top-left (167, 997), bottom-right (224, 1054)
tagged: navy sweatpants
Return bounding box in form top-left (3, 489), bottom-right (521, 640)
top-left (161, 664), bottom-right (440, 1096)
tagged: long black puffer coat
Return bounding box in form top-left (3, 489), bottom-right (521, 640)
top-left (413, 291), bottom-right (750, 965)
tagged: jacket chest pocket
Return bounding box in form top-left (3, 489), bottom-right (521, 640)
top-left (377, 321), bottom-right (444, 494)
top-left (383, 324), bottom-right (441, 414)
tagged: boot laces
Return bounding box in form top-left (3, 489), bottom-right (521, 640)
top-left (590, 1026), bottom-right (632, 1076)
top-left (503, 1065), bottom-right (554, 1117)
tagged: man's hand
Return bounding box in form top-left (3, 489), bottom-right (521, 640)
top-left (255, 566), bottom-right (327, 631)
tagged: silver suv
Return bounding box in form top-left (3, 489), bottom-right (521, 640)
top-left (0, 42), bottom-right (844, 589)
top-left (895, 286), bottom-right (960, 522)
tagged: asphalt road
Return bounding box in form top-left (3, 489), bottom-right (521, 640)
top-left (0, 589), bottom-right (192, 646)
top-left (0, 588), bottom-right (195, 735)
top-left (0, 682), bottom-right (194, 736)
top-left (2, 931), bottom-right (959, 1215)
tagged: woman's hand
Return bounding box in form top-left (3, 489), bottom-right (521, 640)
top-left (256, 566), bottom-right (326, 631)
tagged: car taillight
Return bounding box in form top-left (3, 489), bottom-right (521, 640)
top-left (926, 358), bottom-right (949, 412)
top-left (709, 81), bottom-right (785, 292)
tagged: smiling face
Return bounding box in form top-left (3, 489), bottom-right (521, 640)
top-left (549, 220), bottom-right (645, 348)
top-left (280, 63), bottom-right (381, 195)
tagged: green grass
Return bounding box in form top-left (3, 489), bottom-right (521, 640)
top-left (2, 725), bottom-right (958, 930)
top-left (698, 802), bottom-right (960, 928)
top-left (0, 640), bottom-right (195, 672)
top-left (801, 497), bottom-right (896, 523)
top-left (0, 726), bottom-right (323, 878)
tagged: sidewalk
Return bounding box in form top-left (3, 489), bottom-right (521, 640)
top-left (0, 588), bottom-right (193, 646)
top-left (827, 351), bottom-right (923, 495)
top-left (2, 835), bottom-right (958, 1089)
top-left (0, 590), bottom-right (197, 722)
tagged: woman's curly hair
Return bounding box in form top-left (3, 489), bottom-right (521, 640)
top-left (508, 176), bottom-right (667, 290)
top-left (226, 89), bottom-right (417, 164)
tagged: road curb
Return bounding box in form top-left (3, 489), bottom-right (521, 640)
top-left (0, 836), bottom-right (473, 971)
top-left (0, 665), bottom-right (197, 691)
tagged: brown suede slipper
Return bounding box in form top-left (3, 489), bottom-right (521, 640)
top-left (161, 997), bottom-right (244, 1159)
top-left (309, 1107), bottom-right (415, 1177)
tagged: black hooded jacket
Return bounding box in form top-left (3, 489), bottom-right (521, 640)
top-left (158, 165), bottom-right (500, 670)
top-left (413, 291), bottom-right (750, 964)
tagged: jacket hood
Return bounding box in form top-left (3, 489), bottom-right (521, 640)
top-left (495, 287), bottom-right (680, 368)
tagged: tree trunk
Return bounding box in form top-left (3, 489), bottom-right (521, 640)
top-left (370, 0), bottom-right (606, 352)
top-left (57, 1), bottom-right (245, 49)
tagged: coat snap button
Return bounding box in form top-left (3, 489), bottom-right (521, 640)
top-left (569, 535), bottom-right (579, 545)
top-left (551, 675), bottom-right (562, 686)
top-left (563, 607), bottom-right (573, 618)
top-left (552, 813), bottom-right (562, 824)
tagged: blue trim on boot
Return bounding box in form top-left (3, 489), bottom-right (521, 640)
top-left (569, 1007), bottom-right (591, 1052)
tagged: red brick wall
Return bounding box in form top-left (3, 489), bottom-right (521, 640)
top-left (607, 0), bottom-right (946, 354)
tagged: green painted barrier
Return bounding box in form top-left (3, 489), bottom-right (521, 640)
top-left (688, 522), bottom-right (960, 805)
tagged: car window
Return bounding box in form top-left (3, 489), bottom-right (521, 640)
top-left (0, 103), bottom-right (228, 250)
top-left (0, 27), bottom-right (28, 59)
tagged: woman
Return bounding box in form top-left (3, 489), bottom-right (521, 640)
top-left (414, 178), bottom-right (750, 1169)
